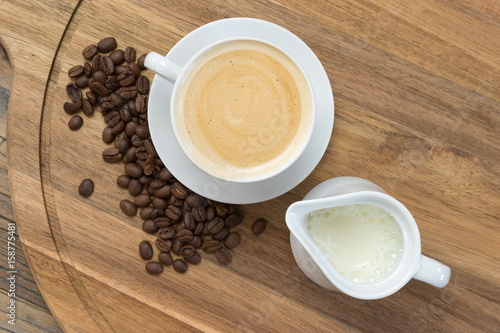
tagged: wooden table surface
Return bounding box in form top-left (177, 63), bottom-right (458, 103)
top-left (1, 0), bottom-right (499, 332)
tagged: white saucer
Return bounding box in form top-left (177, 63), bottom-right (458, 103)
top-left (148, 18), bottom-right (334, 204)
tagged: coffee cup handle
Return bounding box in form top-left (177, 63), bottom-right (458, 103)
top-left (413, 255), bottom-right (451, 288)
top-left (144, 52), bottom-right (182, 84)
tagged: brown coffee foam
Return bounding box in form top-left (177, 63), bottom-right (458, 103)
top-left (175, 40), bottom-right (312, 179)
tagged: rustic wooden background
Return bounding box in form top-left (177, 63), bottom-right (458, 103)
top-left (1, 0), bottom-right (499, 332)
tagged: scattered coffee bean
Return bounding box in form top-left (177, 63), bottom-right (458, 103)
top-left (139, 240), bottom-right (153, 260)
top-left (176, 229), bottom-right (193, 242)
top-left (158, 252), bottom-right (173, 266)
top-left (184, 251), bottom-right (201, 265)
top-left (215, 248), bottom-right (232, 265)
top-left (156, 238), bottom-right (172, 253)
top-left (82, 44), bottom-right (98, 59)
top-left (142, 219), bottom-right (157, 234)
top-left (134, 193), bottom-right (152, 207)
top-left (63, 100), bottom-right (82, 114)
top-left (137, 54), bottom-right (147, 69)
top-left (201, 240), bottom-right (221, 253)
top-left (82, 99), bottom-right (93, 116)
top-left (224, 232), bottom-right (241, 250)
top-left (68, 115), bottom-right (83, 130)
top-left (120, 199), bottom-right (137, 216)
top-left (102, 147), bottom-right (122, 163)
top-left (109, 49), bottom-right (125, 65)
top-left (252, 218), bottom-right (267, 235)
top-left (124, 46), bottom-right (136, 62)
top-left (68, 65), bottom-right (84, 78)
top-left (78, 179), bottom-right (94, 197)
top-left (225, 213), bottom-right (243, 228)
top-left (66, 83), bottom-right (83, 103)
top-left (145, 261), bottom-right (163, 275)
top-left (173, 259), bottom-right (188, 273)
top-left (97, 37), bottom-right (117, 53)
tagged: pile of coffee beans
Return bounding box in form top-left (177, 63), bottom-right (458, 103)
top-left (65, 37), bottom-right (266, 275)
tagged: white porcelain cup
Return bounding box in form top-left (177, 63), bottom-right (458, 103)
top-left (144, 35), bottom-right (315, 183)
top-left (286, 177), bottom-right (451, 300)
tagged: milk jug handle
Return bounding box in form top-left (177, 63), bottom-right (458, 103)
top-left (144, 52), bottom-right (182, 84)
top-left (413, 255), bottom-right (451, 288)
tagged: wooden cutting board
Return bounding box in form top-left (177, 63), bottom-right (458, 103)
top-left (2, 0), bottom-right (499, 332)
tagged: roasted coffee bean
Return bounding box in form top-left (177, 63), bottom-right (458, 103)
top-left (99, 56), bottom-right (115, 75)
top-left (192, 206), bottom-right (207, 222)
top-left (180, 244), bottom-right (195, 258)
top-left (185, 194), bottom-right (204, 208)
top-left (154, 216), bottom-right (171, 228)
top-left (117, 71), bottom-right (134, 87)
top-left (109, 49), bottom-right (125, 65)
top-left (66, 83), bottom-right (82, 102)
top-left (63, 101), bottom-right (82, 114)
top-left (171, 182), bottom-right (188, 199)
top-left (177, 229), bottom-right (193, 242)
top-left (97, 37), bottom-right (117, 53)
top-left (173, 259), bottom-right (188, 273)
top-left (149, 178), bottom-right (166, 189)
top-left (120, 199), bottom-right (137, 216)
top-left (143, 156), bottom-right (155, 176)
top-left (119, 108), bottom-right (132, 123)
top-left (207, 217), bottom-right (224, 234)
top-left (183, 211), bottom-right (196, 230)
top-left (131, 134), bottom-right (144, 148)
top-left (82, 44), bottom-right (98, 59)
top-left (185, 251), bottom-right (201, 265)
top-left (159, 227), bottom-right (175, 240)
top-left (116, 85), bottom-right (137, 99)
top-left (139, 174), bottom-right (153, 185)
top-left (105, 75), bottom-right (120, 91)
top-left (86, 91), bottom-right (97, 105)
top-left (102, 126), bottom-right (115, 143)
top-left (136, 76), bottom-right (150, 94)
top-left (201, 239), bottom-right (221, 253)
top-left (75, 75), bottom-right (89, 88)
top-left (216, 203), bottom-right (229, 217)
top-left (224, 232), bottom-right (241, 250)
top-left (68, 65), bottom-right (84, 78)
top-left (193, 222), bottom-right (204, 236)
top-left (152, 197), bottom-right (168, 210)
top-left (135, 123), bottom-right (149, 139)
top-left (105, 112), bottom-right (119, 126)
top-left (101, 96), bottom-right (115, 111)
top-left (206, 206), bottom-right (216, 221)
top-left (123, 146), bottom-right (137, 163)
top-left (115, 65), bottom-right (130, 75)
top-left (186, 235), bottom-right (203, 249)
top-left (89, 81), bottom-right (109, 96)
top-left (145, 262), bottom-right (163, 275)
top-left (82, 99), bottom-right (93, 116)
top-left (124, 162), bottom-right (143, 178)
top-left (175, 221), bottom-right (186, 233)
top-left (134, 146), bottom-right (148, 160)
top-left (154, 184), bottom-right (171, 198)
top-left (202, 222), bottom-right (211, 236)
top-left (92, 54), bottom-right (101, 71)
top-left (151, 209), bottom-right (165, 220)
top-left (172, 238), bottom-right (183, 255)
top-left (215, 248), bottom-right (232, 265)
top-left (124, 46), bottom-right (136, 62)
top-left (93, 70), bottom-right (107, 84)
top-left (165, 205), bottom-right (182, 220)
top-left (158, 252), bottom-right (173, 266)
top-left (78, 179), bottom-right (94, 197)
top-left (117, 174), bottom-right (131, 188)
top-left (212, 227), bottom-right (229, 241)
top-left (137, 54), bottom-right (147, 69)
top-left (142, 219), bottom-right (157, 234)
top-left (155, 238), bottom-right (172, 253)
top-left (102, 147), bottom-right (122, 163)
top-left (139, 240), bottom-right (153, 260)
top-left (129, 62), bottom-right (141, 77)
top-left (68, 115), bottom-right (83, 130)
top-left (252, 218), bottom-right (267, 235)
top-left (128, 178), bottom-right (143, 196)
top-left (158, 168), bottom-right (173, 182)
top-left (111, 120), bottom-right (126, 135)
top-left (140, 206), bottom-right (154, 220)
top-left (83, 62), bottom-right (93, 76)
top-left (116, 135), bottom-right (130, 153)
top-left (134, 193), bottom-right (151, 207)
top-left (225, 213), bottom-right (243, 228)
top-left (135, 94), bottom-right (148, 114)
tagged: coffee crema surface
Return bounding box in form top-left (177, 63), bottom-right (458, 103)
top-left (174, 40), bottom-right (313, 180)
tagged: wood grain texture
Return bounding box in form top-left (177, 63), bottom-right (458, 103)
top-left (1, 0), bottom-right (499, 332)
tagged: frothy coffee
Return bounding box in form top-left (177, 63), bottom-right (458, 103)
top-left (174, 40), bottom-right (313, 180)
